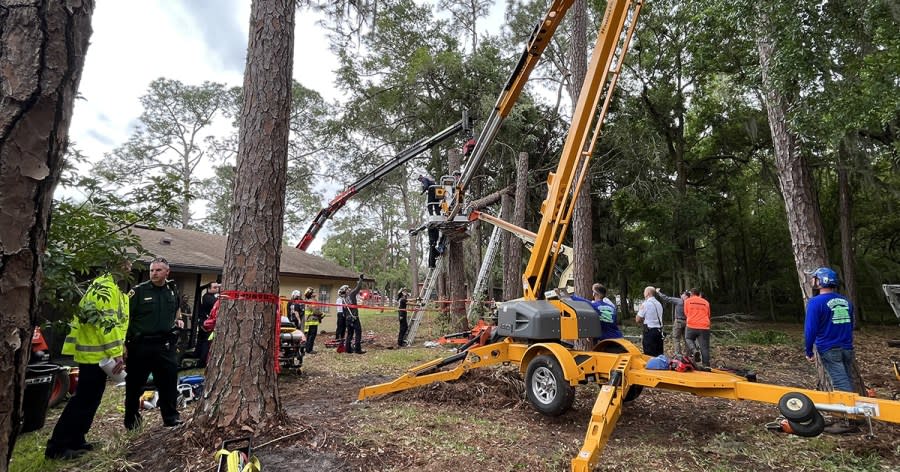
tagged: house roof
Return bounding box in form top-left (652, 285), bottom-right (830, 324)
top-left (131, 225), bottom-right (361, 280)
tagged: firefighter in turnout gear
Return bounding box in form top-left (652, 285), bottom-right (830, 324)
top-left (124, 257), bottom-right (184, 430)
top-left (303, 287), bottom-right (321, 353)
top-left (344, 275), bottom-right (365, 354)
top-left (46, 263), bottom-right (130, 460)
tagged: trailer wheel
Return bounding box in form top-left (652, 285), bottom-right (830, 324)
top-left (787, 410), bottom-right (825, 437)
top-left (778, 392), bottom-right (816, 423)
top-left (525, 355), bottom-right (575, 416)
top-left (48, 368), bottom-right (70, 408)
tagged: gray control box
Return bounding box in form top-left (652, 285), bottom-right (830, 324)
top-left (497, 298), bottom-right (602, 340)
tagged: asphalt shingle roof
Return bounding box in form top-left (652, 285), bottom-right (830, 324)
top-left (131, 225), bottom-right (360, 280)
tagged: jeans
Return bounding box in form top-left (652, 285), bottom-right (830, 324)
top-left (685, 328), bottom-right (710, 367)
top-left (820, 347), bottom-right (855, 392)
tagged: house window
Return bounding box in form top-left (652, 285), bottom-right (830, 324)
top-left (319, 285), bottom-right (330, 313)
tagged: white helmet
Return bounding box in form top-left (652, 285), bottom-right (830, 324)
top-left (338, 285), bottom-right (349, 294)
top-left (291, 290), bottom-right (301, 298)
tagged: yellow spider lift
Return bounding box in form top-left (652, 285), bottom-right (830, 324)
top-left (360, 0), bottom-right (900, 470)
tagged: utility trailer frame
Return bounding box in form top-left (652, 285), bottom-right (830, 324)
top-left (359, 336), bottom-right (900, 471)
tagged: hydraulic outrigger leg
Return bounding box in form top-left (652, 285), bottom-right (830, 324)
top-left (359, 338), bottom-right (900, 472)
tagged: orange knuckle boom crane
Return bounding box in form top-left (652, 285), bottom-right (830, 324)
top-left (358, 0), bottom-right (900, 470)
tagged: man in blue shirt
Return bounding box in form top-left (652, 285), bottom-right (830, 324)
top-left (804, 267), bottom-right (855, 392)
top-left (571, 283), bottom-right (622, 343)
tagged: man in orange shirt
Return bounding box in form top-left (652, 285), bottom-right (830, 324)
top-left (684, 288), bottom-right (711, 367)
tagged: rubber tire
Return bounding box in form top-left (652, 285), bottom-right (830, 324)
top-left (48, 368), bottom-right (70, 408)
top-left (595, 342), bottom-right (643, 402)
top-left (525, 354), bottom-right (575, 417)
top-left (787, 410), bottom-right (826, 437)
top-left (778, 392), bottom-right (816, 423)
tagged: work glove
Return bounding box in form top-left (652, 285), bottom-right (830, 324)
top-left (359, 273), bottom-right (365, 280)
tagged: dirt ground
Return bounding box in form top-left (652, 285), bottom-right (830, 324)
top-left (124, 321), bottom-right (900, 472)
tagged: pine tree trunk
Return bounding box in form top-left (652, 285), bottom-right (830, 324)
top-left (447, 150), bottom-right (468, 331)
top-left (508, 152), bottom-right (528, 298)
top-left (837, 141), bottom-right (860, 322)
top-left (0, 1), bottom-right (94, 467)
top-left (756, 16), bottom-right (827, 302)
top-left (568, 0), bottom-right (591, 296)
top-left (501, 193), bottom-right (516, 299)
top-left (194, 0), bottom-right (294, 434)
top-left (567, 0), bottom-right (594, 350)
top-left (398, 166), bottom-right (418, 297)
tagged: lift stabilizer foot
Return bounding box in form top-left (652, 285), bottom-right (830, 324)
top-left (357, 340), bottom-right (512, 401)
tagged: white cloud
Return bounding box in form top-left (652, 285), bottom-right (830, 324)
top-left (70, 2), bottom-right (340, 162)
top-left (66, 2), bottom-right (343, 251)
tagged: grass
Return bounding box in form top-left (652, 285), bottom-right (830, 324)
top-left (737, 329), bottom-right (794, 345)
top-left (10, 383), bottom-right (137, 472)
top-left (12, 312), bottom-right (899, 472)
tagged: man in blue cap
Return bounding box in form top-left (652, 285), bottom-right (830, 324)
top-left (804, 266), bottom-right (858, 434)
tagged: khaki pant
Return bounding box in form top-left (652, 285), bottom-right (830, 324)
top-left (671, 319), bottom-right (686, 355)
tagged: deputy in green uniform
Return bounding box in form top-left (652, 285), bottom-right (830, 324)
top-left (124, 257), bottom-right (184, 430)
top-left (46, 261), bottom-right (130, 460)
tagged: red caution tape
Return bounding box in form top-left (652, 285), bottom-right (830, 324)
top-left (220, 290), bottom-right (281, 304)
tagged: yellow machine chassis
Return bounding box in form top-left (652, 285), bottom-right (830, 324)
top-left (359, 338), bottom-right (900, 472)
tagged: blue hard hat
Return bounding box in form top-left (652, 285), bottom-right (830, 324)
top-left (811, 267), bottom-right (839, 288)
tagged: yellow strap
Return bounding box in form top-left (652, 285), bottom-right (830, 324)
top-left (242, 456), bottom-right (261, 472)
top-left (213, 449), bottom-right (242, 472)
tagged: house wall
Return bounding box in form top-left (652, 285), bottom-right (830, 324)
top-left (169, 272), bottom-right (360, 334)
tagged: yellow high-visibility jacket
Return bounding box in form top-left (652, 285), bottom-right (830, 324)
top-left (304, 305), bottom-right (320, 328)
top-left (62, 273), bottom-right (129, 364)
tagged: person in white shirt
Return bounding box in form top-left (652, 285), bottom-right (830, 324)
top-left (635, 286), bottom-right (664, 356)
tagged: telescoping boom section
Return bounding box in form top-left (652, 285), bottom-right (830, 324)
top-left (296, 112), bottom-right (471, 251)
top-left (358, 0), bottom-right (900, 470)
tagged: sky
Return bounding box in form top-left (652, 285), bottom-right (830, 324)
top-left (67, 1), bottom-right (509, 252)
top-left (70, 1), bottom-right (342, 160)
top-left (67, 1), bottom-right (346, 252)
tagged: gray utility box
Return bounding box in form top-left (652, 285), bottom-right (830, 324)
top-left (497, 298), bottom-right (602, 340)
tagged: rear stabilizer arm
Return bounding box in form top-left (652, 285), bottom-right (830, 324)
top-left (358, 339), bottom-right (515, 401)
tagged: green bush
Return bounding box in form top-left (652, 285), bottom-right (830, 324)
top-left (739, 329), bottom-right (791, 345)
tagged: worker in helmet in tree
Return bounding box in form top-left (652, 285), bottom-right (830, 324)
top-left (417, 175), bottom-right (439, 215)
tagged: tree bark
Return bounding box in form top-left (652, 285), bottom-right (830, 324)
top-left (0, 1), bottom-right (94, 467)
top-left (447, 150), bottom-right (468, 331)
top-left (837, 138), bottom-right (860, 322)
top-left (399, 168), bottom-right (419, 298)
top-left (467, 184), bottom-right (513, 210)
top-left (194, 0), bottom-right (294, 434)
top-left (510, 152), bottom-right (528, 298)
top-left (501, 193), bottom-right (516, 300)
top-left (568, 0), bottom-right (594, 350)
top-left (756, 18), bottom-right (827, 302)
